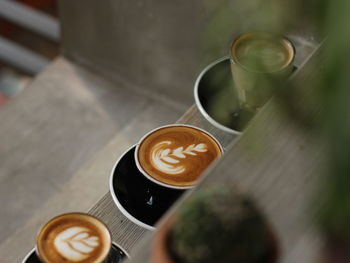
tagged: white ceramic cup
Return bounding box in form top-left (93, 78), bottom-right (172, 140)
top-left (134, 124), bottom-right (224, 190)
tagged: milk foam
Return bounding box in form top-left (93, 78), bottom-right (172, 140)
top-left (232, 33), bottom-right (293, 72)
top-left (151, 140), bottom-right (207, 175)
top-left (242, 42), bottom-right (288, 70)
top-left (54, 226), bottom-right (100, 262)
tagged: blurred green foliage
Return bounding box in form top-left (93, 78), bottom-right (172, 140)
top-left (313, 0), bottom-right (350, 243)
top-left (200, 0), bottom-right (350, 243)
top-left (169, 186), bottom-right (270, 263)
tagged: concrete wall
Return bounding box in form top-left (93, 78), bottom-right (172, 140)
top-left (58, 0), bottom-right (243, 106)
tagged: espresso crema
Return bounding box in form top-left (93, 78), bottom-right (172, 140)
top-left (137, 126), bottom-right (222, 188)
top-left (37, 213), bottom-right (111, 263)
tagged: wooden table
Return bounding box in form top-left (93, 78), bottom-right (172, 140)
top-left (87, 44), bottom-right (325, 263)
top-left (88, 105), bottom-right (236, 252)
top-left (89, 100), bottom-right (323, 263)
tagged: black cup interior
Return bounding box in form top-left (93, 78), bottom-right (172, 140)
top-left (111, 146), bottom-right (184, 227)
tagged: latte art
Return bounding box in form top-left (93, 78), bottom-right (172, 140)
top-left (152, 141), bottom-right (207, 175)
top-left (54, 227), bottom-right (100, 262)
top-left (36, 213), bottom-right (111, 263)
top-left (136, 125), bottom-right (222, 188)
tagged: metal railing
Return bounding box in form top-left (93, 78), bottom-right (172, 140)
top-left (0, 0), bottom-right (60, 74)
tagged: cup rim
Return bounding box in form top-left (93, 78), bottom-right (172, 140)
top-left (194, 56), bottom-right (243, 134)
top-left (109, 144), bottom-right (155, 230)
top-left (134, 124), bottom-right (224, 190)
top-left (35, 212), bottom-right (112, 263)
top-left (230, 31), bottom-right (296, 74)
top-left (23, 241), bottom-right (129, 263)
top-left (21, 247), bottom-right (36, 263)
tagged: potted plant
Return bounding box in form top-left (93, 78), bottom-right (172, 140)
top-left (152, 186), bottom-right (278, 263)
top-left (318, 173), bottom-right (350, 263)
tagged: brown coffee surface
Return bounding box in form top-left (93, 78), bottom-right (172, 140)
top-left (37, 213), bottom-right (111, 263)
top-left (232, 32), bottom-right (294, 72)
top-left (137, 126), bottom-right (222, 187)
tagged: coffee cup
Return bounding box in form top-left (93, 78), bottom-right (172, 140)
top-left (135, 124), bottom-right (223, 190)
top-left (23, 243), bottom-right (128, 263)
top-left (230, 32), bottom-right (295, 127)
top-left (36, 213), bottom-right (113, 263)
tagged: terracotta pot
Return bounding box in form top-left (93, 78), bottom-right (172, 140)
top-left (152, 216), bottom-right (176, 263)
top-left (322, 236), bottom-right (350, 263)
top-left (265, 226), bottom-right (279, 263)
top-left (151, 216), bottom-right (279, 263)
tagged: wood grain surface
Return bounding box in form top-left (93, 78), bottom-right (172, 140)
top-left (88, 105), bottom-right (236, 254)
top-left (89, 46), bottom-right (326, 263)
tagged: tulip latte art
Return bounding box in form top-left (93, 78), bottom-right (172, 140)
top-left (54, 226), bottom-right (100, 261)
top-left (37, 213), bottom-right (111, 263)
top-left (152, 141), bottom-right (208, 175)
top-left (137, 126), bottom-right (222, 187)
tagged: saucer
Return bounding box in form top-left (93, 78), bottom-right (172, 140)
top-left (108, 243), bottom-right (129, 263)
top-left (194, 56), bottom-right (241, 134)
top-left (22, 243), bottom-right (128, 263)
top-left (194, 56), bottom-right (296, 134)
top-left (21, 248), bottom-right (37, 263)
top-left (110, 145), bottom-right (184, 230)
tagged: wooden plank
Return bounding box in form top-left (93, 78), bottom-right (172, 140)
top-left (121, 47), bottom-right (327, 263)
top-left (87, 105), bottom-right (237, 255)
top-left (0, 58), bottom-right (184, 263)
top-left (126, 101), bottom-right (325, 263)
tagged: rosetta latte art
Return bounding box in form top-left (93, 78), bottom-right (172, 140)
top-left (54, 226), bottom-right (100, 262)
top-left (151, 141), bottom-right (207, 175)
